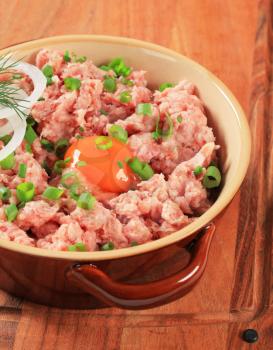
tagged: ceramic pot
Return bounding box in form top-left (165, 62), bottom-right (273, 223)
top-left (0, 35), bottom-right (251, 309)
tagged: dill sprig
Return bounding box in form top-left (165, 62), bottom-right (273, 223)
top-left (0, 53), bottom-right (28, 119)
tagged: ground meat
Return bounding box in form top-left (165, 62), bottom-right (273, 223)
top-left (31, 138), bottom-right (57, 165)
top-left (161, 199), bottom-right (188, 226)
top-left (15, 201), bottom-right (59, 231)
top-left (2, 149), bottom-right (48, 194)
top-left (63, 203), bottom-right (128, 248)
top-left (0, 221), bottom-right (35, 246)
top-left (168, 142), bottom-right (216, 213)
top-left (0, 49), bottom-right (220, 252)
top-left (129, 70), bottom-right (148, 87)
top-left (61, 60), bottom-right (105, 80)
top-left (31, 221), bottom-right (60, 239)
top-left (75, 79), bottom-right (103, 128)
top-left (129, 132), bottom-right (161, 163)
top-left (107, 105), bottom-right (158, 135)
top-left (123, 217), bottom-right (152, 244)
top-left (37, 222), bottom-right (97, 251)
top-left (38, 99), bottom-right (79, 143)
top-left (126, 81), bottom-right (215, 174)
top-left (36, 48), bottom-right (65, 75)
top-left (109, 143), bottom-right (215, 235)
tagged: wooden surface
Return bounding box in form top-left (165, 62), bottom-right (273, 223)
top-left (0, 0), bottom-right (272, 349)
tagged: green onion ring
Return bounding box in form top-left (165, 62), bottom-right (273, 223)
top-left (108, 125), bottom-right (128, 143)
top-left (16, 182), bottom-right (35, 202)
top-left (202, 166), bottom-right (221, 189)
top-left (95, 136), bottom-right (113, 150)
top-left (127, 157), bottom-right (154, 180)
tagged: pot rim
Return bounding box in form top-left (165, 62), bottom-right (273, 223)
top-left (0, 34), bottom-right (251, 261)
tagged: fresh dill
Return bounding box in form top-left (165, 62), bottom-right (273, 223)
top-left (0, 53), bottom-right (28, 119)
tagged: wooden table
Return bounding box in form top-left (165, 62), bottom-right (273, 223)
top-left (0, 1), bottom-right (272, 349)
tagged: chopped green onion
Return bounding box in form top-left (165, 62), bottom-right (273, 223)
top-left (12, 74), bottom-right (22, 80)
top-left (109, 57), bottom-right (122, 75)
top-left (117, 161), bottom-right (123, 168)
top-left (108, 58), bottom-right (131, 77)
top-left (151, 130), bottom-right (159, 141)
top-left (95, 136), bottom-right (113, 150)
top-left (63, 50), bottom-right (71, 62)
top-left (16, 182), bottom-right (35, 202)
top-left (61, 172), bottom-right (77, 188)
top-left (194, 166), bottom-right (203, 176)
top-left (0, 153), bottom-right (15, 170)
top-left (25, 142), bottom-right (32, 153)
top-left (0, 187), bottom-right (11, 201)
top-left (177, 116), bottom-right (182, 123)
top-left (79, 126), bottom-right (85, 132)
top-left (55, 138), bottom-right (69, 158)
top-left (121, 78), bottom-right (134, 86)
top-left (75, 56), bottom-right (86, 63)
top-left (0, 134), bottom-right (12, 145)
top-left (100, 109), bottom-right (108, 115)
top-left (24, 125), bottom-right (37, 145)
top-left (53, 160), bottom-right (66, 175)
top-left (77, 192), bottom-right (96, 210)
top-left (69, 184), bottom-right (80, 200)
top-left (136, 103), bottom-right (152, 116)
top-left (41, 139), bottom-right (54, 152)
top-left (109, 57), bottom-right (122, 68)
top-left (77, 161), bottom-right (87, 167)
top-left (127, 157), bottom-right (154, 180)
top-left (75, 134), bottom-right (83, 140)
top-left (42, 186), bottom-right (64, 200)
top-left (100, 65), bottom-right (111, 71)
top-left (131, 241), bottom-right (138, 247)
top-left (71, 52), bottom-right (87, 63)
top-left (108, 125), bottom-right (128, 143)
top-left (129, 157), bottom-right (146, 174)
top-left (101, 242), bottom-right (115, 251)
top-left (64, 157), bottom-right (71, 164)
top-left (42, 65), bottom-right (54, 86)
top-left (122, 67), bottom-right (131, 77)
top-left (46, 77), bottom-right (53, 86)
top-left (202, 166), bottom-right (222, 189)
top-left (18, 163), bottom-right (27, 178)
top-left (159, 82), bottom-right (174, 92)
top-left (103, 76), bottom-right (117, 93)
top-left (42, 65), bottom-right (53, 78)
top-left (64, 77), bottom-right (81, 91)
top-left (68, 242), bottom-right (87, 252)
top-left (5, 204), bottom-right (18, 222)
top-left (37, 97), bottom-right (45, 101)
top-left (119, 91), bottom-right (132, 103)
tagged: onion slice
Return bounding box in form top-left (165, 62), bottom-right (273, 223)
top-left (0, 57), bottom-right (47, 161)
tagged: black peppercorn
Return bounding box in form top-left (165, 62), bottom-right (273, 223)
top-left (242, 329), bottom-right (259, 343)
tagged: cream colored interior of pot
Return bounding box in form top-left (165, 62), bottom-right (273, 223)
top-left (0, 36), bottom-right (251, 260)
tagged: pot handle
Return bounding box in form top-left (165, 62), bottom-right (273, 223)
top-left (66, 223), bottom-right (215, 309)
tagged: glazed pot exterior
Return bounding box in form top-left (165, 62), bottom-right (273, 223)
top-left (0, 231), bottom-right (199, 309)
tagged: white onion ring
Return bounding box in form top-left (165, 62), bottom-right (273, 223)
top-left (0, 58), bottom-right (47, 161)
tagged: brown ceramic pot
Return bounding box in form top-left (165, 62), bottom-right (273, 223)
top-left (0, 36), bottom-right (251, 309)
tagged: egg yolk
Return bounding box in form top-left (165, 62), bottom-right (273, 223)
top-left (65, 136), bottom-right (135, 193)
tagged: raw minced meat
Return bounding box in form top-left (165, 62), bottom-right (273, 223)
top-left (0, 49), bottom-right (221, 251)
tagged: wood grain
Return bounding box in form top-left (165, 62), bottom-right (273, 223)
top-left (0, 0), bottom-right (272, 349)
